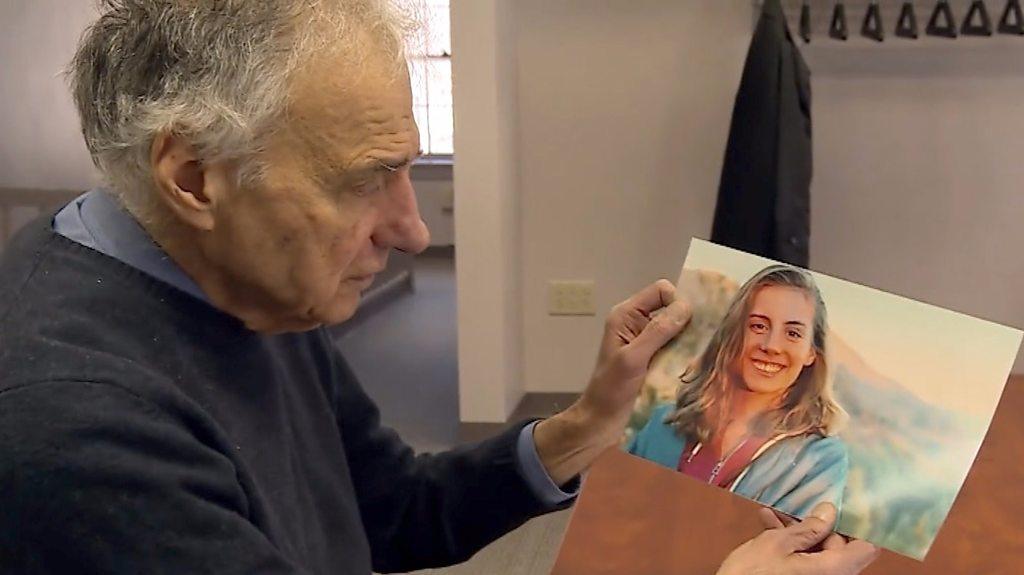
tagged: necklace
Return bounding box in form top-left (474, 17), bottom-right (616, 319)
top-left (686, 436), bottom-right (751, 484)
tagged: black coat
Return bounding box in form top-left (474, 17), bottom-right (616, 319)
top-left (711, 0), bottom-right (813, 267)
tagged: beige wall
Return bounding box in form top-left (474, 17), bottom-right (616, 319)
top-left (411, 173), bottom-right (455, 247)
top-left (515, 1), bottom-right (756, 394)
top-left (0, 1), bottom-right (453, 246)
top-left (805, 42), bottom-right (1024, 373)
top-left (0, 1), bottom-right (101, 190)
top-left (506, 7), bottom-right (1024, 396)
top-left (10, 1), bottom-right (1020, 421)
top-left (452, 0), bottom-right (525, 422)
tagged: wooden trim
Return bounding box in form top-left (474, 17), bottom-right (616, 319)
top-left (410, 161), bottom-right (453, 182)
top-left (457, 392), bottom-right (581, 444)
top-left (508, 393), bottom-right (580, 422)
top-left (0, 187), bottom-right (82, 206)
top-left (421, 245), bottom-right (454, 258)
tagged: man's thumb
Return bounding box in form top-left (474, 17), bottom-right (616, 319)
top-left (624, 300), bottom-right (691, 361)
top-left (780, 503), bottom-right (836, 554)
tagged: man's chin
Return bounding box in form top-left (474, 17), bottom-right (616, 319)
top-left (318, 292), bottom-right (362, 327)
top-left (243, 293), bottom-right (361, 334)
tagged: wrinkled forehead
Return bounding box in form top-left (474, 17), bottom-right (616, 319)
top-left (273, 50), bottom-right (417, 176)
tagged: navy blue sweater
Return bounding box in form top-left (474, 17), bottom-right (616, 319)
top-left (0, 216), bottom-right (558, 574)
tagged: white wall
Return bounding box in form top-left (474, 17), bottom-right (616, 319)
top-left (451, 0), bottom-right (525, 422)
top-left (412, 174), bottom-right (455, 247)
top-left (0, 1), bottom-right (453, 245)
top-left (15, 1), bottom-right (1018, 420)
top-left (516, 1), bottom-right (756, 393)
top-left (509, 6), bottom-right (1024, 395)
top-left (0, 1), bottom-right (101, 190)
top-left (805, 41), bottom-right (1024, 373)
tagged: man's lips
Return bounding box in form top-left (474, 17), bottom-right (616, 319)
top-left (348, 266), bottom-right (385, 282)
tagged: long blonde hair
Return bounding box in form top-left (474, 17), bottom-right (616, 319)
top-left (665, 265), bottom-right (846, 442)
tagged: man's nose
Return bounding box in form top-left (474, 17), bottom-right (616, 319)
top-left (373, 172), bottom-right (431, 254)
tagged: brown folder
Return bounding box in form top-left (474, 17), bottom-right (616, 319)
top-left (551, 379), bottom-right (1024, 575)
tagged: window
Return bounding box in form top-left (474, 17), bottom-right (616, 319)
top-left (402, 0), bottom-right (453, 156)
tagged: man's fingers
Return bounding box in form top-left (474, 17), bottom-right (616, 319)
top-left (620, 279), bottom-right (675, 317)
top-left (603, 280), bottom-right (675, 350)
top-left (758, 508), bottom-right (785, 530)
top-left (821, 532), bottom-right (846, 552)
top-left (779, 517), bottom-right (832, 555)
top-left (779, 503), bottom-right (836, 554)
top-left (807, 502), bottom-right (837, 528)
top-left (835, 540), bottom-right (881, 573)
top-left (759, 507), bottom-right (797, 530)
top-left (622, 299), bottom-right (692, 362)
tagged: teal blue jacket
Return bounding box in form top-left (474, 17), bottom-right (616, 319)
top-left (626, 403), bottom-right (848, 519)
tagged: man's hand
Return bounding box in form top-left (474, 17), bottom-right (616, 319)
top-left (533, 279), bottom-right (692, 486)
top-left (717, 503), bottom-right (880, 575)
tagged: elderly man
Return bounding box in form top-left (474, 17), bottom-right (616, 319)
top-left (0, 1), bottom-right (877, 574)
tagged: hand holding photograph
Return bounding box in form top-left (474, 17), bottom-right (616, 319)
top-left (552, 238), bottom-right (1022, 573)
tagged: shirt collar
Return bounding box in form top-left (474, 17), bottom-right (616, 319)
top-left (53, 189), bottom-right (210, 303)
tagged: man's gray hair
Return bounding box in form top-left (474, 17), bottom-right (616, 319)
top-left (69, 0), bottom-right (414, 222)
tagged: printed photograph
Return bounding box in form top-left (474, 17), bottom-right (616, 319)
top-left (625, 239), bottom-right (1022, 560)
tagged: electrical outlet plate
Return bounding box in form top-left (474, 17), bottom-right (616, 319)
top-left (548, 280), bottom-right (596, 316)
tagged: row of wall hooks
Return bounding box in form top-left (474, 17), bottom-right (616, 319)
top-left (798, 0), bottom-right (1024, 42)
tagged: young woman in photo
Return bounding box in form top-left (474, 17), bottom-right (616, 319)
top-left (628, 265), bottom-right (849, 518)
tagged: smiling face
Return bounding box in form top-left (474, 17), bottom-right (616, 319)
top-left (731, 285), bottom-right (818, 397)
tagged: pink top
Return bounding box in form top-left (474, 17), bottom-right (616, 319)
top-left (677, 436), bottom-right (771, 488)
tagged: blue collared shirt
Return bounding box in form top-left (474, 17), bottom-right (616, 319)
top-left (53, 189), bottom-right (577, 507)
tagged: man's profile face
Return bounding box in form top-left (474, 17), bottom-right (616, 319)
top-left (203, 54), bottom-right (430, 333)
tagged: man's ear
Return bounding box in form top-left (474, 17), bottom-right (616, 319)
top-left (150, 132), bottom-right (231, 231)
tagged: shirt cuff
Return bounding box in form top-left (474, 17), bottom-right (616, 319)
top-left (514, 420), bottom-right (580, 507)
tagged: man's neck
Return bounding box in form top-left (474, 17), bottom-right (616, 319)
top-left (148, 219), bottom-right (317, 334)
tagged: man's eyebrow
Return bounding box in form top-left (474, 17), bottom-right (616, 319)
top-left (373, 149), bottom-right (424, 172)
top-left (339, 150), bottom-right (423, 182)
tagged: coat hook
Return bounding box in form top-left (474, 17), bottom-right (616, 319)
top-left (829, 1), bottom-right (849, 40)
top-left (962, 0), bottom-right (994, 35)
top-left (896, 0), bottom-right (920, 38)
top-left (800, 0), bottom-right (812, 43)
top-left (862, 0), bottom-right (884, 41)
top-left (999, 0), bottom-right (1024, 34)
top-left (926, 0), bottom-right (958, 38)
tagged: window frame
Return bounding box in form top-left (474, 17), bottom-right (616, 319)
top-left (404, 0), bottom-right (454, 161)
